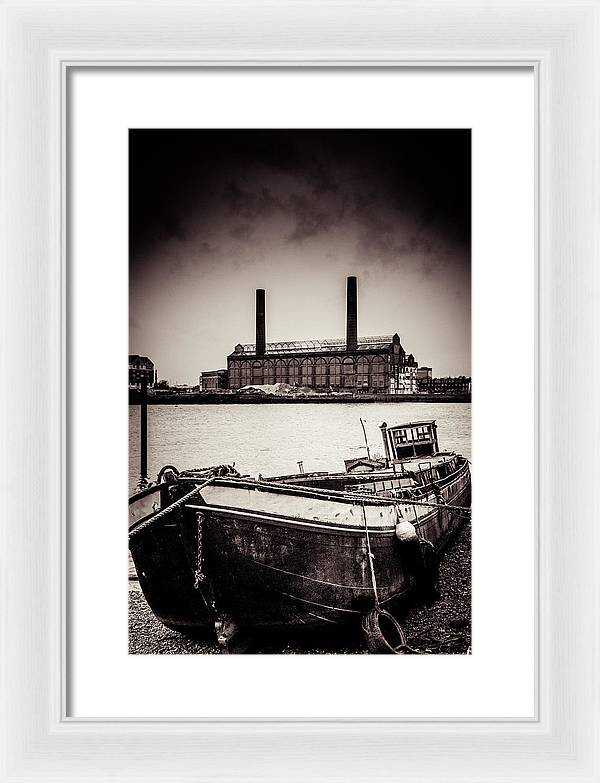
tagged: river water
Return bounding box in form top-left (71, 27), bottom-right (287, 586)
top-left (129, 402), bottom-right (471, 492)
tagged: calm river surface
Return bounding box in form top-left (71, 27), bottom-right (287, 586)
top-left (129, 402), bottom-right (471, 492)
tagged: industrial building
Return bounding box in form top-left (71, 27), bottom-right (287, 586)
top-left (200, 369), bottom-right (228, 390)
top-left (417, 375), bottom-right (472, 395)
top-left (129, 355), bottom-right (156, 388)
top-left (226, 276), bottom-right (418, 394)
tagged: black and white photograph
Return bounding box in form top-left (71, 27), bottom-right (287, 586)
top-left (128, 128), bottom-right (471, 655)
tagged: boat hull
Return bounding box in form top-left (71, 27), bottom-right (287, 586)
top-left (129, 459), bottom-right (470, 637)
top-left (196, 512), bottom-right (405, 629)
top-left (129, 507), bottom-right (214, 634)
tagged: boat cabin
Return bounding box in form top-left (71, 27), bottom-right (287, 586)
top-left (380, 420), bottom-right (439, 461)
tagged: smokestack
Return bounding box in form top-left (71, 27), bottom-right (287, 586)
top-left (256, 288), bottom-right (266, 356)
top-left (346, 276), bottom-right (358, 351)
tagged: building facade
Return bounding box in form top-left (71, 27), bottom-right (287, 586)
top-left (417, 376), bottom-right (472, 395)
top-left (227, 277), bottom-right (418, 394)
top-left (200, 369), bottom-right (229, 390)
top-left (128, 355), bottom-right (156, 388)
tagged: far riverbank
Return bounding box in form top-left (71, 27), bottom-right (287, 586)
top-left (129, 391), bottom-right (471, 405)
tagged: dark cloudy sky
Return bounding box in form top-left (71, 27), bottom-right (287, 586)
top-left (130, 129), bottom-right (470, 383)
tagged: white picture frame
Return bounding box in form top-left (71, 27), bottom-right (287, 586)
top-left (2, 1), bottom-right (598, 780)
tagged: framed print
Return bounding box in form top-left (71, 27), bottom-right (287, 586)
top-left (126, 127), bottom-right (474, 657)
top-left (68, 67), bottom-right (533, 720)
top-left (2, 1), bottom-right (599, 781)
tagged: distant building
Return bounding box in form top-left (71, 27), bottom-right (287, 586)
top-left (129, 355), bottom-right (156, 388)
top-left (416, 366), bottom-right (432, 381)
top-left (417, 376), bottom-right (471, 395)
top-left (395, 364), bottom-right (418, 394)
top-left (170, 384), bottom-right (196, 394)
top-left (200, 369), bottom-right (229, 390)
top-left (226, 277), bottom-right (418, 395)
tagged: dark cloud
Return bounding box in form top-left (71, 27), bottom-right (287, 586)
top-left (197, 240), bottom-right (216, 254)
top-left (353, 199), bottom-right (456, 274)
top-left (223, 182), bottom-right (282, 221)
top-left (130, 130), bottom-right (470, 277)
top-left (305, 155), bottom-right (340, 197)
top-left (229, 223), bottom-right (254, 241)
top-left (287, 193), bottom-right (338, 243)
top-left (129, 130), bottom-right (471, 382)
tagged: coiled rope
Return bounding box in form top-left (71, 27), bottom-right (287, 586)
top-left (129, 477), bottom-right (214, 543)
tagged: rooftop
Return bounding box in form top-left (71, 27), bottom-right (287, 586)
top-left (129, 354), bottom-right (154, 366)
top-left (230, 335), bottom-right (400, 356)
top-left (385, 420), bottom-right (437, 429)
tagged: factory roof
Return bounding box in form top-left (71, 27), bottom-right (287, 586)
top-left (230, 335), bottom-right (400, 356)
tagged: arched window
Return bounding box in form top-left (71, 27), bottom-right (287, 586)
top-left (288, 359), bottom-right (300, 385)
top-left (329, 357), bottom-right (341, 387)
top-left (315, 357), bottom-right (328, 387)
top-left (275, 359), bottom-right (287, 384)
top-left (264, 360), bottom-right (275, 384)
top-left (300, 358), bottom-right (314, 387)
top-left (252, 361), bottom-right (263, 385)
top-left (356, 356), bottom-right (370, 389)
top-left (229, 361), bottom-right (241, 389)
top-left (371, 355), bottom-right (387, 390)
top-left (240, 361), bottom-right (251, 386)
top-left (342, 357), bottom-right (355, 388)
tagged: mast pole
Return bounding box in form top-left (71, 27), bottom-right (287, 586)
top-left (139, 378), bottom-right (148, 487)
top-left (360, 418), bottom-right (371, 460)
top-left (379, 422), bottom-right (390, 466)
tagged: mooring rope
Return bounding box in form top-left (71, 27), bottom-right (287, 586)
top-left (361, 503), bottom-right (380, 608)
top-left (360, 501), bottom-right (472, 655)
top-left (129, 477), bottom-right (214, 542)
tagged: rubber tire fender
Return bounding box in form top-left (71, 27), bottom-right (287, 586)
top-left (362, 608), bottom-right (407, 654)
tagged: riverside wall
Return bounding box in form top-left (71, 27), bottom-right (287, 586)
top-left (129, 391), bottom-right (471, 405)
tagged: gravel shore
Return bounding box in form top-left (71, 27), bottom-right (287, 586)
top-left (129, 521), bottom-right (471, 655)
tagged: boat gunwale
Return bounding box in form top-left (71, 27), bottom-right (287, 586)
top-left (198, 458), bottom-right (470, 507)
top-left (129, 482), bottom-right (163, 504)
top-left (128, 461), bottom-right (469, 537)
top-left (178, 451), bottom-right (463, 490)
top-left (206, 457), bottom-right (469, 506)
top-left (185, 502), bottom-right (402, 535)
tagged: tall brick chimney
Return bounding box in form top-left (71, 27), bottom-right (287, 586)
top-left (255, 288), bottom-right (266, 356)
top-left (346, 276), bottom-right (358, 351)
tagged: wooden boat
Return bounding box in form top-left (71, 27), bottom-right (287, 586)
top-left (129, 420), bottom-right (471, 652)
